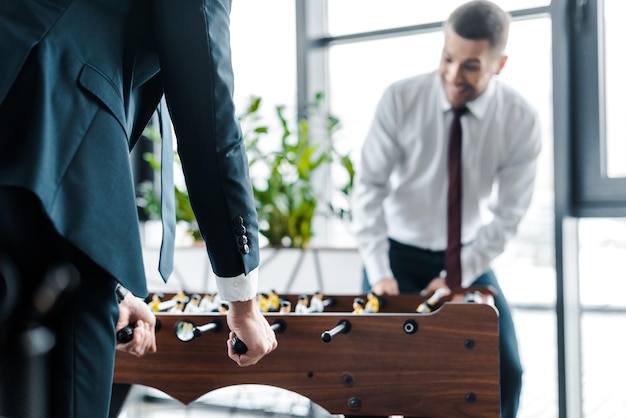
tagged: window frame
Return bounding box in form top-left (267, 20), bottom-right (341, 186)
top-left (570, 0), bottom-right (626, 216)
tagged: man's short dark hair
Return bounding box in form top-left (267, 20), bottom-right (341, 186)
top-left (447, 0), bottom-right (511, 53)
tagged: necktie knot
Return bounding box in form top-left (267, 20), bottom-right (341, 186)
top-left (453, 106), bottom-right (468, 119)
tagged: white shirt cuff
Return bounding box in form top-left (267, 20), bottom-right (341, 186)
top-left (215, 268), bottom-right (258, 302)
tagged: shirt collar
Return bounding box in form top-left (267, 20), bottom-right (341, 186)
top-left (438, 74), bottom-right (496, 120)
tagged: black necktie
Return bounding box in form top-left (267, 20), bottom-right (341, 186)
top-left (445, 106), bottom-right (467, 290)
top-left (157, 97), bottom-right (175, 282)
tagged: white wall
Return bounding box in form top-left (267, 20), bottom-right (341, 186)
top-left (142, 244), bottom-right (363, 297)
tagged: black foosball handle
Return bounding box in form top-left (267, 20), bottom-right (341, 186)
top-left (116, 319), bottom-right (162, 344)
top-left (231, 319), bottom-right (286, 354)
top-left (321, 319), bottom-right (351, 343)
top-left (231, 336), bottom-right (248, 354)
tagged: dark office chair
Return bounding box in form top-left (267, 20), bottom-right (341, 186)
top-left (0, 255), bottom-right (79, 418)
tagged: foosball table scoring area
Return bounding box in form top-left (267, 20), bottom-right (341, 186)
top-left (113, 292), bottom-right (500, 417)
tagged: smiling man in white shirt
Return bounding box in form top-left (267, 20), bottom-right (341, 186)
top-left (351, 1), bottom-right (541, 417)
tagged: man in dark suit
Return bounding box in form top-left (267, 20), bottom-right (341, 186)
top-left (0, 0), bottom-right (277, 416)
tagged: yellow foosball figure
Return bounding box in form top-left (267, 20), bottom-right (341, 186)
top-left (352, 297), bottom-right (365, 314)
top-left (416, 287), bottom-right (449, 314)
top-left (257, 293), bottom-right (270, 312)
top-left (364, 291), bottom-right (380, 313)
top-left (148, 292), bottom-right (164, 312)
top-left (268, 290), bottom-right (281, 312)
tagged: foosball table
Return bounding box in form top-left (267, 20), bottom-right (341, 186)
top-left (112, 289), bottom-right (500, 417)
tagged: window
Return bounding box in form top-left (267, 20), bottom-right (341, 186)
top-left (571, 0), bottom-right (626, 214)
top-left (572, 9), bottom-right (626, 410)
top-left (326, 0), bottom-right (551, 36)
top-left (578, 218), bottom-right (626, 416)
top-left (601, 0), bottom-right (626, 178)
top-left (230, 0), bottom-right (296, 120)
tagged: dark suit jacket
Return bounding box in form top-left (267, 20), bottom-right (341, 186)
top-left (0, 0), bottom-right (259, 296)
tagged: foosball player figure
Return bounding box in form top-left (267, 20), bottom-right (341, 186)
top-left (218, 302), bottom-right (230, 314)
top-left (308, 291), bottom-right (325, 313)
top-left (279, 300), bottom-right (291, 314)
top-left (416, 287), bottom-right (450, 314)
top-left (148, 292), bottom-right (164, 312)
top-left (352, 297), bottom-right (365, 314)
top-left (171, 290), bottom-right (187, 302)
top-left (256, 293), bottom-right (270, 312)
top-left (463, 289), bottom-right (495, 306)
top-left (364, 291), bottom-right (380, 313)
top-left (184, 294), bottom-right (202, 313)
top-left (169, 298), bottom-right (186, 313)
top-left (199, 292), bottom-right (220, 312)
top-left (268, 289), bottom-right (281, 312)
top-left (463, 290), bottom-right (483, 304)
top-left (156, 291), bottom-right (189, 312)
top-left (295, 295), bottom-right (309, 314)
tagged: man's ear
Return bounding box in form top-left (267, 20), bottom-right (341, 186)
top-left (495, 54), bottom-right (508, 75)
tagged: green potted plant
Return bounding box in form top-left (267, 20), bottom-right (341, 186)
top-left (239, 93), bottom-right (354, 248)
top-left (137, 93), bottom-right (354, 249)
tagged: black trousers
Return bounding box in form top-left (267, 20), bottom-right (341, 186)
top-left (0, 186), bottom-right (119, 418)
top-left (355, 238), bottom-right (523, 418)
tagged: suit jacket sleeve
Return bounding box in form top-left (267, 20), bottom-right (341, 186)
top-left (152, 0), bottom-right (259, 288)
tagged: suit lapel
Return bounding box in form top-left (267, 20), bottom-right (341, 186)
top-left (0, 0), bottom-right (74, 105)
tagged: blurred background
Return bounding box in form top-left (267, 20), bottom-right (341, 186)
top-left (124, 1), bottom-right (626, 417)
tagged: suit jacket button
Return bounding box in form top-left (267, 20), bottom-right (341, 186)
top-left (239, 235), bottom-right (248, 245)
top-left (232, 216), bottom-right (244, 226)
top-left (234, 225), bottom-right (247, 236)
top-left (241, 244), bottom-right (250, 254)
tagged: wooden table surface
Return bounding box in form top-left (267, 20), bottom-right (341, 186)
top-left (114, 292), bottom-right (500, 417)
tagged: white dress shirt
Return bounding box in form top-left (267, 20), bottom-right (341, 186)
top-left (215, 269), bottom-right (258, 302)
top-left (351, 71), bottom-right (542, 288)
